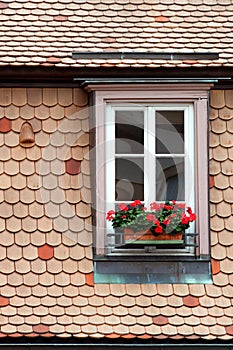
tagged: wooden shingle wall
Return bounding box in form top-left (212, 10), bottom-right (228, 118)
top-left (0, 88), bottom-right (232, 339)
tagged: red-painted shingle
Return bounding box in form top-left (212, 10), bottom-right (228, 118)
top-left (226, 325), bottom-right (233, 336)
top-left (0, 296), bottom-right (9, 307)
top-left (211, 259), bottom-right (221, 275)
top-left (32, 324), bottom-right (49, 334)
top-left (38, 245), bottom-right (54, 261)
top-left (86, 273), bottom-right (94, 287)
top-left (65, 159), bottom-right (81, 175)
top-left (0, 118), bottom-right (11, 133)
top-left (183, 296), bottom-right (199, 308)
top-left (154, 16), bottom-right (170, 22)
top-left (153, 316), bottom-right (168, 326)
top-left (209, 176), bottom-right (215, 188)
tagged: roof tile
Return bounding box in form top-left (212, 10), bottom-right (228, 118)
top-left (220, 131), bottom-right (233, 148)
top-left (209, 107), bottom-right (219, 120)
top-left (85, 273), bottom-right (94, 287)
top-left (224, 90), bottom-right (233, 108)
top-left (183, 296), bottom-right (199, 307)
top-left (225, 215), bottom-right (233, 231)
top-left (63, 258), bottom-right (79, 274)
top-left (32, 324), bottom-right (49, 334)
top-left (216, 201), bottom-right (231, 217)
top-left (42, 89), bottom-right (58, 107)
top-left (11, 147), bottom-right (26, 162)
top-left (212, 272), bottom-right (229, 287)
top-left (211, 119), bottom-right (227, 134)
top-left (70, 272), bottom-right (86, 287)
top-left (214, 174), bottom-right (229, 190)
top-left (5, 105), bottom-right (19, 120)
top-left (218, 107), bottom-right (233, 121)
top-left (0, 118), bottom-right (12, 133)
top-left (125, 285), bottom-right (141, 297)
top-left (104, 295), bottom-right (120, 307)
top-left (220, 258), bottom-right (233, 274)
top-left (0, 147), bottom-right (10, 162)
top-left (65, 159), bottom-right (81, 175)
top-left (210, 187), bottom-right (223, 203)
top-left (0, 296), bottom-right (10, 307)
top-left (211, 259), bottom-right (221, 275)
top-left (212, 243), bottom-right (227, 260)
top-left (226, 325), bottom-right (233, 335)
top-left (4, 160), bottom-right (19, 176)
top-left (12, 88), bottom-right (27, 107)
top-left (157, 284), bottom-right (173, 297)
top-left (153, 315), bottom-right (168, 325)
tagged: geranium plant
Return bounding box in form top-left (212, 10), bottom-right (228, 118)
top-left (106, 200), bottom-right (149, 232)
top-left (106, 200), bottom-right (197, 235)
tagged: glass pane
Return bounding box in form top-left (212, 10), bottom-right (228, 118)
top-left (156, 111), bottom-right (184, 154)
top-left (115, 158), bottom-right (144, 201)
top-left (115, 110), bottom-right (144, 154)
top-left (156, 157), bottom-right (184, 201)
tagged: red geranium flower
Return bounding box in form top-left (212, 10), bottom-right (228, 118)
top-left (163, 219), bottom-right (171, 225)
top-left (118, 203), bottom-right (128, 211)
top-left (130, 200), bottom-right (142, 207)
top-left (181, 214), bottom-right (190, 225)
top-left (186, 206), bottom-right (192, 214)
top-left (146, 213), bottom-right (156, 222)
top-left (106, 210), bottom-right (115, 221)
top-left (150, 202), bottom-right (160, 211)
top-left (155, 225), bottom-right (163, 233)
top-left (164, 205), bottom-right (173, 210)
top-left (153, 219), bottom-right (160, 226)
top-left (189, 213), bottom-right (197, 222)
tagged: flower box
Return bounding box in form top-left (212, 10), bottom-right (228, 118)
top-left (124, 228), bottom-right (183, 245)
top-left (106, 199), bottom-right (196, 248)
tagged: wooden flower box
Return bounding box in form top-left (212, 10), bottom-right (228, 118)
top-left (124, 228), bottom-right (183, 245)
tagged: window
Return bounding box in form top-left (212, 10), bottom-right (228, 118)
top-left (105, 103), bottom-right (195, 256)
top-left (88, 84), bottom-right (212, 283)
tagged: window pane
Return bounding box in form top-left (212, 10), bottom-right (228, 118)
top-left (115, 110), bottom-right (144, 154)
top-left (156, 157), bottom-right (184, 201)
top-left (115, 158), bottom-right (144, 201)
top-left (156, 111), bottom-right (184, 154)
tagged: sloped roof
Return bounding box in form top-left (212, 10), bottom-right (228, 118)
top-left (0, 0), bottom-right (233, 68)
top-left (0, 87), bottom-right (232, 340)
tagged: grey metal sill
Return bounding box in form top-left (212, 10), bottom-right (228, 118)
top-left (94, 258), bottom-right (212, 284)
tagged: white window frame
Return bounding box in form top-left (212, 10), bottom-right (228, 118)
top-left (87, 84), bottom-right (211, 259)
top-left (106, 103), bottom-right (194, 205)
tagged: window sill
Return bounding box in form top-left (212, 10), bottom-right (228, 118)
top-left (94, 257), bottom-right (212, 284)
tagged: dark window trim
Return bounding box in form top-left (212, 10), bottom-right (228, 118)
top-left (72, 51), bottom-right (219, 61)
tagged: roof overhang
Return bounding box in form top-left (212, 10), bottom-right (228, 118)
top-left (0, 339), bottom-right (232, 350)
top-left (0, 66), bottom-right (232, 88)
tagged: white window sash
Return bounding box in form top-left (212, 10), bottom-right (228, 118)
top-left (105, 103), bottom-right (195, 255)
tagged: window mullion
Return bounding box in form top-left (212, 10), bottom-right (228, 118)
top-left (145, 106), bottom-right (156, 205)
top-left (106, 104), bottom-right (115, 220)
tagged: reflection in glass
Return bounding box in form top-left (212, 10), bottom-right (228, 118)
top-left (116, 110), bottom-right (144, 154)
top-left (156, 111), bottom-right (184, 154)
top-left (115, 158), bottom-right (144, 201)
top-left (156, 157), bottom-right (184, 201)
